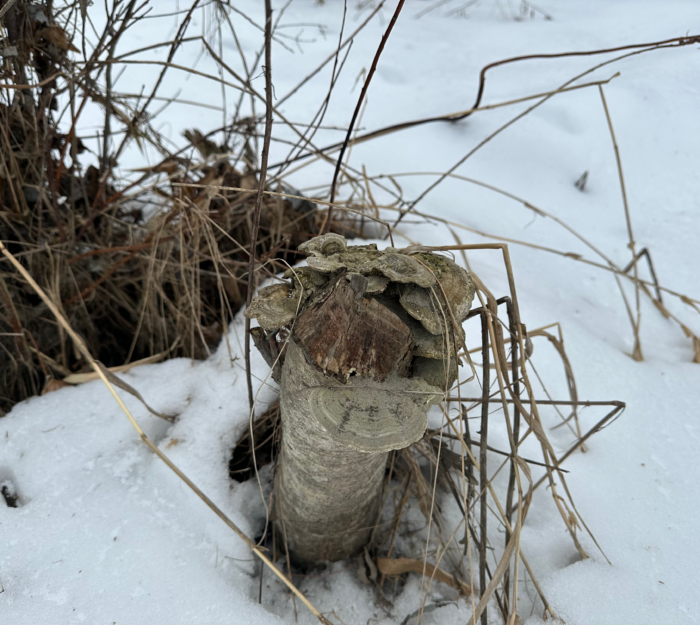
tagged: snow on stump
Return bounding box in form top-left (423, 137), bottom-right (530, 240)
top-left (245, 234), bottom-right (475, 565)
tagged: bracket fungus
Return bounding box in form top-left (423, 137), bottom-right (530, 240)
top-left (245, 234), bottom-right (475, 564)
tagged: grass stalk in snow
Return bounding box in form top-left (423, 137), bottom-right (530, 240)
top-left (468, 33), bottom-right (700, 119)
top-left (479, 310), bottom-right (490, 625)
top-left (264, 74), bottom-right (622, 176)
top-left (276, 0), bottom-right (388, 106)
top-left (598, 83), bottom-right (643, 361)
top-left (430, 243), bottom-right (606, 558)
top-left (393, 37), bottom-right (700, 230)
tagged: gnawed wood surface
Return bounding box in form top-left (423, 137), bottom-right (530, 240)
top-left (294, 275), bottom-right (412, 382)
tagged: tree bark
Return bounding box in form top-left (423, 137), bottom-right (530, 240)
top-left (275, 340), bottom-right (392, 564)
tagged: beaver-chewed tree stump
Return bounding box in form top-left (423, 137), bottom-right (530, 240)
top-left (245, 234), bottom-right (475, 565)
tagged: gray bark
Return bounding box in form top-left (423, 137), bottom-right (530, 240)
top-left (275, 340), bottom-right (390, 563)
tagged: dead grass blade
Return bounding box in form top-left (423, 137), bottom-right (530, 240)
top-left (376, 557), bottom-right (472, 595)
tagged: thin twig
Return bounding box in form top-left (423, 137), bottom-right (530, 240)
top-left (326, 0), bottom-right (407, 227)
top-left (469, 34), bottom-right (700, 118)
top-left (266, 74), bottom-right (619, 172)
top-left (245, 0), bottom-right (275, 411)
top-left (277, 0), bottom-right (387, 106)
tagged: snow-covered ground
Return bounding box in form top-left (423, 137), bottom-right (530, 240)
top-left (2, 1), bottom-right (700, 623)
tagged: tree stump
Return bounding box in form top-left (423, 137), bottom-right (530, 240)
top-left (245, 234), bottom-right (474, 565)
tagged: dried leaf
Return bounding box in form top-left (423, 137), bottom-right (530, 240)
top-left (37, 26), bottom-right (79, 52)
top-left (41, 378), bottom-right (70, 395)
top-left (400, 601), bottom-right (458, 625)
top-left (376, 557), bottom-right (472, 595)
top-left (363, 548), bottom-right (378, 582)
top-left (95, 362), bottom-right (175, 422)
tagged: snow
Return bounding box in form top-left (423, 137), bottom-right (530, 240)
top-left (2, 0), bottom-right (700, 623)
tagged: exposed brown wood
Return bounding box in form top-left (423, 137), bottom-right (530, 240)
top-left (294, 276), bottom-right (412, 382)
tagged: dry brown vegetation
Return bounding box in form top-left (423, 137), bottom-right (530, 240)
top-left (2, 1), bottom-right (699, 624)
top-left (0, 0), bottom-right (371, 414)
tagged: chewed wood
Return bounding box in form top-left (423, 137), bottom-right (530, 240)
top-left (294, 276), bottom-right (412, 382)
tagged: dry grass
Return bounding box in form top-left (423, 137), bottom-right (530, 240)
top-left (235, 241), bottom-right (625, 624)
top-left (2, 1), bottom-right (699, 624)
top-left (0, 0), bottom-right (369, 414)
